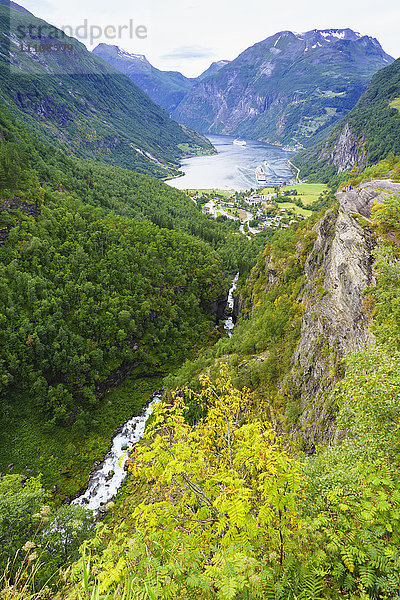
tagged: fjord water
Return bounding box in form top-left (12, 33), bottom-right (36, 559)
top-left (167, 134), bottom-right (294, 191)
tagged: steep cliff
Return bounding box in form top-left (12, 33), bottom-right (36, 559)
top-left (288, 179), bottom-right (400, 448)
top-left (296, 58), bottom-right (400, 180)
top-left (318, 123), bottom-right (367, 173)
top-left (289, 205), bottom-right (375, 448)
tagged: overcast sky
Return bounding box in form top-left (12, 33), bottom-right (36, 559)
top-left (18, 0), bottom-right (400, 76)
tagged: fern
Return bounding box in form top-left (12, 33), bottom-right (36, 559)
top-left (359, 565), bottom-right (375, 589)
top-left (218, 576), bottom-right (238, 600)
top-left (341, 549), bottom-right (355, 573)
top-left (298, 572), bottom-right (325, 600)
top-left (263, 580), bottom-right (276, 600)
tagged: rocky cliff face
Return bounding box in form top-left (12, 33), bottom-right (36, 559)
top-left (319, 123), bottom-right (367, 173)
top-left (290, 204), bottom-right (375, 449)
top-left (204, 293), bottom-right (228, 323)
top-left (289, 179), bottom-right (400, 449)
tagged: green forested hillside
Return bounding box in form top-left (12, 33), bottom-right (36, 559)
top-left (62, 164), bottom-right (400, 600)
top-left (0, 3), bottom-right (213, 179)
top-left (0, 196), bottom-right (226, 424)
top-left (0, 97), bottom-right (273, 503)
top-left (0, 101), bottom-right (235, 497)
top-left (0, 103), bottom-right (259, 272)
top-left (295, 58), bottom-right (400, 181)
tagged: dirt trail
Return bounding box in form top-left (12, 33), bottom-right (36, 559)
top-left (336, 179), bottom-right (400, 219)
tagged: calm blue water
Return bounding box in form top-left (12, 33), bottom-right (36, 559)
top-left (167, 134), bottom-right (294, 191)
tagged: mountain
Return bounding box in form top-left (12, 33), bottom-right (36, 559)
top-left (294, 58), bottom-right (400, 180)
top-left (0, 3), bottom-right (214, 178)
top-left (92, 45), bottom-right (230, 114)
top-left (92, 44), bottom-right (194, 113)
top-left (0, 0), bottom-right (32, 14)
top-left (196, 60), bottom-right (230, 81)
top-left (172, 29), bottom-right (394, 148)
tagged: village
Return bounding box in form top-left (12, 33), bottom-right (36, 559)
top-left (185, 184), bottom-right (328, 236)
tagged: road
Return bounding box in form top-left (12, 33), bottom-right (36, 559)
top-left (287, 160), bottom-right (301, 184)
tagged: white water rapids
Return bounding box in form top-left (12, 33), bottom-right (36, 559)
top-left (72, 274), bottom-right (239, 516)
top-left (72, 393), bottom-right (162, 515)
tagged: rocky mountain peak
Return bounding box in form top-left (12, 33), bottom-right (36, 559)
top-left (196, 60), bottom-right (230, 81)
top-left (172, 28), bottom-right (393, 147)
top-left (93, 44), bottom-right (153, 73)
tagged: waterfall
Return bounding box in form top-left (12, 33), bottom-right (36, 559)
top-left (223, 272), bottom-right (239, 337)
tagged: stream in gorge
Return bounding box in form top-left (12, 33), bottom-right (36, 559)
top-left (72, 274), bottom-right (240, 515)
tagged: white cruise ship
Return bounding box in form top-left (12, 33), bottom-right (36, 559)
top-left (233, 139), bottom-right (246, 146)
top-left (255, 166), bottom-right (267, 185)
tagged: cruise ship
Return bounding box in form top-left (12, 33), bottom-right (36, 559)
top-left (255, 166), bottom-right (267, 185)
top-left (233, 139), bottom-right (246, 146)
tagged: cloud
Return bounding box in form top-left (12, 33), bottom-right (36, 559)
top-left (161, 45), bottom-right (217, 60)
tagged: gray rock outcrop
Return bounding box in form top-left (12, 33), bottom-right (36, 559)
top-left (290, 203), bottom-right (376, 449)
top-left (321, 123), bottom-right (367, 173)
top-left (290, 180), bottom-right (400, 448)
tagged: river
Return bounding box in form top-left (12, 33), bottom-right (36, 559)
top-left (167, 134), bottom-right (294, 191)
top-left (72, 395), bottom-right (162, 515)
top-left (72, 275), bottom-right (240, 515)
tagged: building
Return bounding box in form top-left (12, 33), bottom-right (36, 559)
top-left (244, 194), bottom-right (269, 205)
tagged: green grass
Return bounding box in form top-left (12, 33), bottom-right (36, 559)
top-left (389, 98), bottom-right (400, 113)
top-left (221, 206), bottom-right (240, 218)
top-left (0, 374), bottom-right (162, 503)
top-left (186, 189), bottom-right (236, 198)
top-left (276, 202), bottom-right (312, 217)
top-left (260, 183), bottom-right (327, 205)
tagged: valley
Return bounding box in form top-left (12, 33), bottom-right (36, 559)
top-left (1, 1), bottom-right (400, 599)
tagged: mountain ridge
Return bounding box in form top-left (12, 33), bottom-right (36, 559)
top-left (0, 2), bottom-right (214, 178)
top-left (294, 57), bottom-right (400, 181)
top-left (92, 44), bottom-right (230, 114)
top-left (172, 28), bottom-right (393, 148)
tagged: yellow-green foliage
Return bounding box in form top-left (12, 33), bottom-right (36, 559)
top-left (64, 356), bottom-right (400, 600)
top-left (67, 367), bottom-right (302, 600)
top-left (371, 193), bottom-right (400, 232)
top-left (389, 98), bottom-right (400, 113)
top-left (343, 154), bottom-right (400, 189)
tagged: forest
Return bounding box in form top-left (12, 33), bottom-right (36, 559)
top-left (60, 162), bottom-right (400, 600)
top-left (2, 56), bottom-right (400, 599)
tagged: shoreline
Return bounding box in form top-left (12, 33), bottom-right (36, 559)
top-left (166, 134), bottom-right (296, 191)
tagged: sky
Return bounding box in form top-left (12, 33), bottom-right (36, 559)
top-left (17, 0), bottom-right (400, 77)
